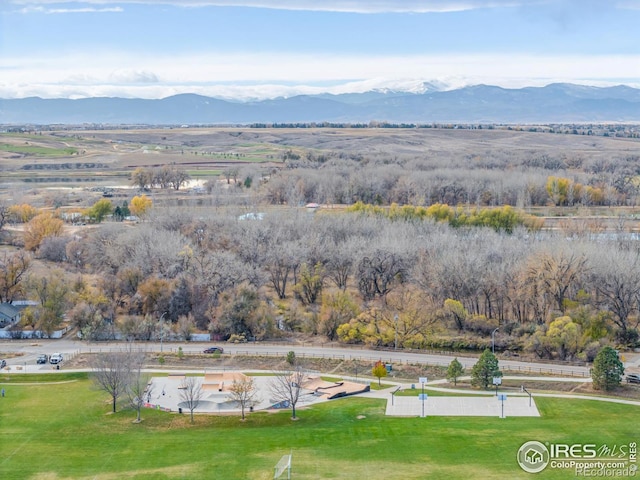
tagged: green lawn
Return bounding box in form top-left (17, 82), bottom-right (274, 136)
top-left (0, 143), bottom-right (78, 156)
top-left (0, 374), bottom-right (638, 479)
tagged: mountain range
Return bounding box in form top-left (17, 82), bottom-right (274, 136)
top-left (2, 83), bottom-right (640, 125)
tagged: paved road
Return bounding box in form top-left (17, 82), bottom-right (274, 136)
top-left (0, 338), bottom-right (598, 377)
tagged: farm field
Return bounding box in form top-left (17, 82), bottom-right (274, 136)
top-left (2, 126), bottom-right (639, 188)
top-left (3, 126), bottom-right (640, 228)
top-left (0, 373), bottom-right (638, 479)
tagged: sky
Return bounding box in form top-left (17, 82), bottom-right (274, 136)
top-left (1, 0), bottom-right (640, 100)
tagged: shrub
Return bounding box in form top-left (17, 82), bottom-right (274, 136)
top-left (286, 351), bottom-right (296, 366)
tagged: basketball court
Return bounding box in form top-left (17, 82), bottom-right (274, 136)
top-left (385, 395), bottom-right (540, 417)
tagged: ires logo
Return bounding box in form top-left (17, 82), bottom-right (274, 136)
top-left (518, 441), bottom-right (551, 473)
top-left (548, 443), bottom-right (597, 458)
top-left (517, 441), bottom-right (637, 474)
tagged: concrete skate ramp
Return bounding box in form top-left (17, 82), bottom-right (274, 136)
top-left (302, 376), bottom-right (370, 399)
top-left (203, 372), bottom-right (250, 392)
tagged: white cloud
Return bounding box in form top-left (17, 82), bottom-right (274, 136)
top-left (17, 5), bottom-right (123, 13)
top-left (4, 0), bottom-right (599, 14)
top-left (1, 51), bottom-right (639, 99)
top-left (108, 70), bottom-right (159, 84)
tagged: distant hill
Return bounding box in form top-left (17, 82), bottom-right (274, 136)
top-left (2, 83), bottom-right (640, 125)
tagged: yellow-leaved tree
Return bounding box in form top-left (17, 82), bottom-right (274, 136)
top-left (372, 360), bottom-right (387, 386)
top-left (24, 213), bottom-right (64, 251)
top-left (129, 194), bottom-right (153, 219)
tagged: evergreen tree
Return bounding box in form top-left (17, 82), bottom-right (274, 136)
top-left (592, 346), bottom-right (624, 391)
top-left (471, 349), bottom-right (501, 389)
top-left (447, 357), bottom-right (465, 386)
top-left (113, 206), bottom-right (123, 221)
top-left (168, 277), bottom-right (192, 322)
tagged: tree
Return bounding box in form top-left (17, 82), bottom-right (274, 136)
top-left (131, 167), bottom-right (153, 190)
top-left (90, 351), bottom-right (132, 413)
top-left (129, 194), bottom-right (153, 218)
top-left (591, 346), bottom-right (624, 391)
top-left (372, 360), bottom-right (387, 386)
top-left (8, 203), bottom-right (38, 223)
top-left (447, 358), bottom-right (464, 386)
top-left (527, 250), bottom-right (587, 314)
top-left (124, 349), bottom-right (150, 423)
top-left (286, 351), bottom-right (296, 366)
top-left (177, 314), bottom-right (195, 341)
top-left (38, 236), bottom-right (71, 262)
top-left (170, 168), bottom-right (191, 190)
top-left (113, 201), bottom-right (130, 221)
top-left (444, 299), bottom-right (468, 332)
top-left (179, 376), bottom-right (203, 424)
top-left (0, 203), bottom-right (8, 233)
top-left (545, 316), bottom-right (582, 360)
top-left (136, 276), bottom-right (172, 316)
top-left (228, 376), bottom-right (259, 420)
top-left (23, 212), bottom-right (64, 251)
top-left (216, 287), bottom-right (260, 338)
top-left (168, 277), bottom-right (192, 321)
top-left (589, 249), bottom-right (640, 344)
top-left (85, 198), bottom-right (113, 223)
top-left (269, 366), bottom-right (305, 420)
top-left (471, 349), bottom-right (501, 389)
top-left (357, 250), bottom-right (407, 301)
top-left (293, 262), bottom-right (324, 305)
top-left (28, 271), bottom-right (70, 338)
top-left (318, 290), bottom-right (360, 341)
top-left (0, 251), bottom-right (31, 303)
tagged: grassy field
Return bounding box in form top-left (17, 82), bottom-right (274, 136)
top-left (0, 373), bottom-right (638, 479)
top-left (0, 143), bottom-right (78, 156)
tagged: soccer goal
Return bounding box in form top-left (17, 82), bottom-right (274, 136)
top-left (273, 453), bottom-right (292, 479)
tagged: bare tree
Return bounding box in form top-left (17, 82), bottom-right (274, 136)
top-left (357, 249), bottom-right (407, 301)
top-left (228, 376), bottom-right (259, 420)
top-left (589, 248), bottom-right (640, 341)
top-left (0, 251), bottom-right (32, 303)
top-left (125, 350), bottom-right (151, 423)
top-left (269, 366), bottom-right (305, 420)
top-left (527, 249), bottom-right (587, 314)
top-left (90, 351), bottom-right (132, 413)
top-left (0, 203), bottom-right (8, 233)
top-left (170, 168), bottom-right (191, 191)
top-left (179, 376), bottom-right (203, 423)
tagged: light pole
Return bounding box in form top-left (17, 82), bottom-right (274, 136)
top-left (491, 327), bottom-right (499, 354)
top-left (159, 311), bottom-right (168, 353)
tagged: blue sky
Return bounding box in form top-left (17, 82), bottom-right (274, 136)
top-left (1, 0), bottom-right (639, 99)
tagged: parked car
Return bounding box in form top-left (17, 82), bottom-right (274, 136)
top-left (626, 374), bottom-right (640, 384)
top-left (0, 359), bottom-right (6, 369)
top-left (49, 353), bottom-right (63, 365)
top-left (37, 354), bottom-right (48, 364)
top-left (203, 347), bottom-right (224, 354)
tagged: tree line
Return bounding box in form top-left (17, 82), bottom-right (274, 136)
top-left (4, 204), bottom-right (639, 361)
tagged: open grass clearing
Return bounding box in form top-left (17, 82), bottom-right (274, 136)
top-left (0, 143), bottom-right (78, 156)
top-left (1, 374), bottom-right (638, 479)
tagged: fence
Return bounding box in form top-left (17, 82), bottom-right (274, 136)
top-left (223, 350), bottom-right (590, 377)
top-left (72, 345), bottom-right (590, 378)
top-left (0, 326), bottom-right (70, 340)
